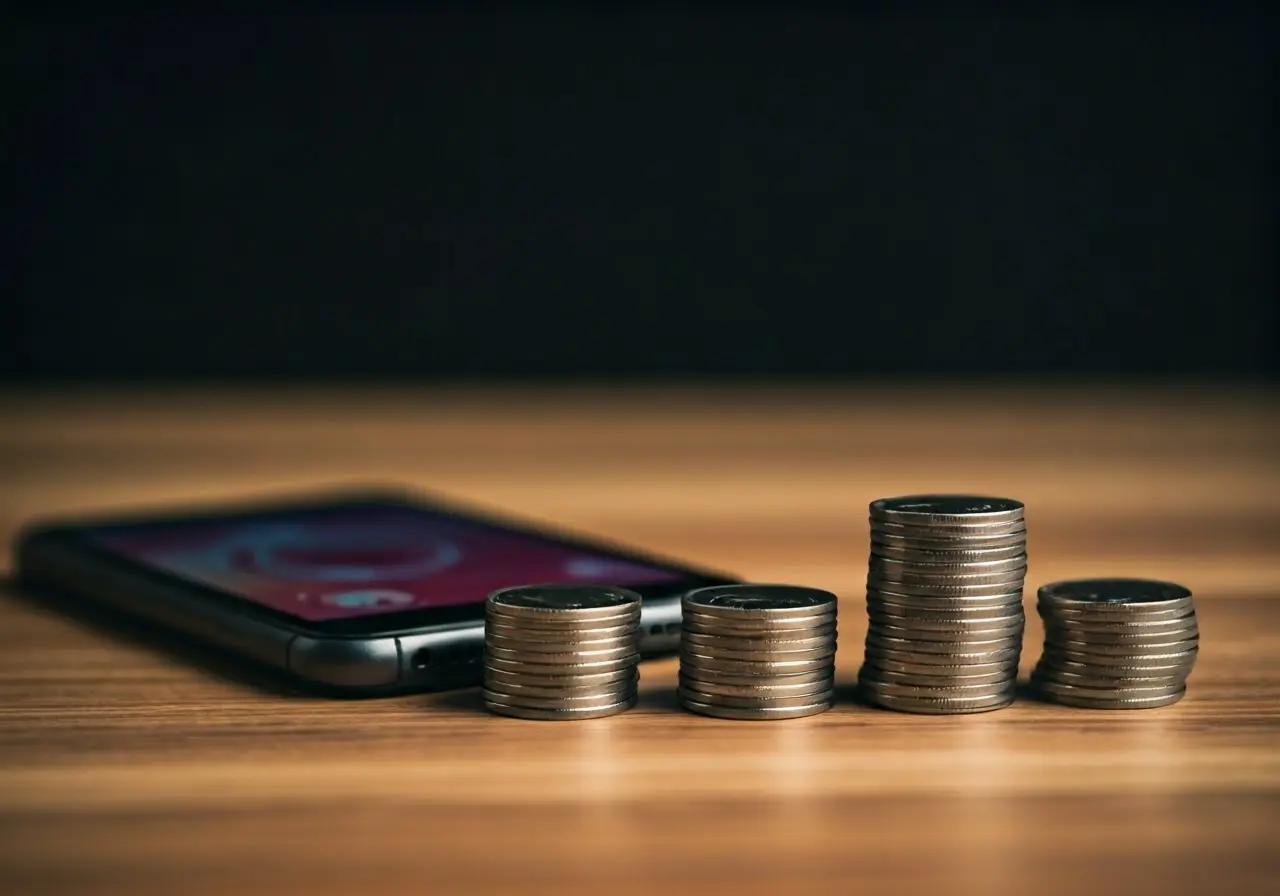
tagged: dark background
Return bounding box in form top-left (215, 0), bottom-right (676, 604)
top-left (5, 8), bottom-right (1276, 383)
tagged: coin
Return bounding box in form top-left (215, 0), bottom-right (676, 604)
top-left (869, 495), bottom-right (1025, 526)
top-left (680, 627), bottom-right (836, 650)
top-left (1033, 657), bottom-right (1192, 682)
top-left (865, 631), bottom-right (1022, 655)
top-left (1037, 579), bottom-right (1194, 614)
top-left (487, 583), bottom-right (642, 620)
top-left (871, 529), bottom-right (1028, 549)
top-left (1031, 577), bottom-right (1198, 709)
top-left (483, 695), bottom-right (639, 720)
top-left (481, 673), bottom-right (638, 699)
top-left (677, 673), bottom-right (835, 698)
top-left (1035, 687), bottom-right (1187, 710)
top-left (858, 656), bottom-right (1016, 678)
top-left (680, 698), bottom-right (832, 720)
top-left (683, 584), bottom-right (838, 618)
top-left (485, 643), bottom-right (641, 665)
top-left (676, 667), bottom-right (835, 688)
top-left (484, 631), bottom-right (641, 654)
top-left (680, 613), bottom-right (838, 636)
top-left (1036, 612), bottom-right (1197, 635)
top-left (863, 644), bottom-right (1020, 666)
top-left (860, 688), bottom-right (1016, 715)
top-left (865, 619), bottom-right (1024, 640)
top-left (871, 554), bottom-right (1030, 575)
top-left (868, 609), bottom-right (1024, 631)
top-left (484, 619), bottom-right (641, 642)
top-left (483, 584), bottom-right (643, 719)
top-left (481, 660), bottom-right (637, 691)
top-left (678, 582), bottom-right (837, 720)
top-left (677, 685), bottom-right (837, 710)
top-left (867, 586), bottom-right (1026, 610)
top-left (678, 652), bottom-right (835, 676)
top-left (857, 664), bottom-right (1012, 687)
top-left (871, 542), bottom-right (1029, 563)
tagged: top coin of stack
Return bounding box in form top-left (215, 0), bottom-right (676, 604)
top-left (483, 584), bottom-right (643, 720)
top-left (858, 495), bottom-right (1028, 714)
top-left (679, 584), bottom-right (837, 720)
top-left (1032, 578), bottom-right (1198, 709)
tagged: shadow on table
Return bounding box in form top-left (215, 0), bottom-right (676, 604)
top-left (0, 576), bottom-right (317, 699)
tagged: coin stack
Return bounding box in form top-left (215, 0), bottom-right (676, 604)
top-left (858, 495), bottom-right (1028, 714)
top-left (679, 584), bottom-right (837, 720)
top-left (1032, 578), bottom-right (1198, 709)
top-left (483, 584), bottom-right (642, 720)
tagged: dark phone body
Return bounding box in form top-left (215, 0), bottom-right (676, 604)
top-left (14, 487), bottom-right (737, 696)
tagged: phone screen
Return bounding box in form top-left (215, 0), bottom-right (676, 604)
top-left (86, 503), bottom-right (686, 622)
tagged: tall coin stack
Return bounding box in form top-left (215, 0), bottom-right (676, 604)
top-left (859, 495), bottom-right (1028, 714)
top-left (679, 584), bottom-right (837, 720)
top-left (483, 584), bottom-right (642, 720)
top-left (1032, 578), bottom-right (1198, 709)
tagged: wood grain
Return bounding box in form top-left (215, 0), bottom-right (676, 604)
top-left (0, 385), bottom-right (1277, 895)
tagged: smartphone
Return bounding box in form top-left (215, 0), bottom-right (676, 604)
top-left (14, 487), bottom-right (736, 695)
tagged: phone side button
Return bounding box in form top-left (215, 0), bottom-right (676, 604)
top-left (288, 635), bottom-right (401, 689)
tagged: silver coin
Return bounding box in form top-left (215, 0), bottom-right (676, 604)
top-left (863, 644), bottom-right (1020, 667)
top-left (1036, 603), bottom-right (1194, 623)
top-left (860, 654), bottom-right (1017, 677)
top-left (1036, 612), bottom-right (1197, 635)
top-left (482, 673), bottom-right (638, 700)
top-left (677, 672), bottom-right (835, 698)
top-left (866, 576), bottom-right (1028, 598)
top-left (866, 616), bottom-right (1024, 639)
top-left (1032, 657), bottom-right (1191, 684)
top-left (676, 666), bottom-right (835, 688)
top-left (1037, 579), bottom-right (1194, 614)
top-left (867, 609), bottom-right (1025, 633)
top-left (870, 522), bottom-right (1028, 544)
top-left (871, 553), bottom-right (1030, 574)
top-left (872, 530), bottom-right (1028, 550)
top-left (866, 588), bottom-right (1026, 613)
top-left (1031, 667), bottom-right (1183, 689)
top-left (683, 584), bottom-right (837, 619)
top-left (487, 584), bottom-right (642, 621)
top-left (482, 684), bottom-right (638, 710)
top-left (1042, 624), bottom-right (1199, 646)
top-left (484, 643), bottom-right (641, 665)
top-left (869, 495), bottom-right (1025, 525)
top-left (870, 567), bottom-right (1028, 589)
top-left (859, 677), bottom-right (1014, 699)
top-left (679, 651), bottom-right (835, 676)
top-left (483, 663), bottom-right (637, 689)
top-left (484, 695), bottom-right (638, 720)
top-left (1037, 645), bottom-right (1198, 671)
top-left (680, 698), bottom-right (832, 720)
top-left (1030, 675), bottom-right (1186, 701)
top-left (865, 631), bottom-right (1023, 656)
top-left (484, 632), bottom-right (642, 655)
top-left (679, 626), bottom-right (836, 650)
top-left (484, 619), bottom-right (640, 643)
top-left (1036, 686), bottom-right (1187, 710)
top-left (680, 619), bottom-right (839, 640)
top-left (680, 642), bottom-right (837, 663)
top-left (857, 663), bottom-right (1013, 687)
top-left (1043, 635), bottom-right (1198, 657)
top-left (871, 542), bottom-right (1029, 563)
top-left (862, 688), bottom-right (1016, 715)
top-left (483, 654), bottom-right (641, 676)
top-left (677, 685), bottom-right (837, 710)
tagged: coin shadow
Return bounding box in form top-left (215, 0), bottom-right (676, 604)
top-left (425, 686), bottom-right (488, 714)
top-left (1014, 679), bottom-right (1055, 706)
top-left (635, 685), bottom-right (681, 712)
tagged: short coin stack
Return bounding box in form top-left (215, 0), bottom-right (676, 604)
top-left (679, 584), bottom-right (837, 720)
top-left (483, 584), bottom-right (642, 720)
top-left (859, 495), bottom-right (1028, 714)
top-left (1032, 578), bottom-right (1198, 709)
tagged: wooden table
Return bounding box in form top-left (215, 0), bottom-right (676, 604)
top-left (1, 386), bottom-right (1277, 895)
